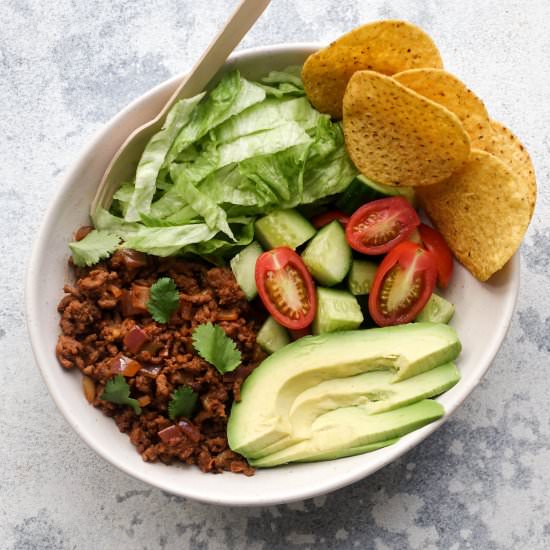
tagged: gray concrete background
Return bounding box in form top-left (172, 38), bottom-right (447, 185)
top-left (2, 0), bottom-right (550, 548)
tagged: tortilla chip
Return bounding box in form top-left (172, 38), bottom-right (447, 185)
top-left (393, 69), bottom-right (491, 149)
top-left (301, 46), bottom-right (377, 119)
top-left (333, 20), bottom-right (443, 70)
top-left (343, 70), bottom-right (470, 187)
top-left (481, 120), bottom-right (537, 218)
top-left (302, 20), bottom-right (443, 118)
top-left (419, 149), bottom-right (531, 281)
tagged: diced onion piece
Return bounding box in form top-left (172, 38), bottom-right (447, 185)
top-left (158, 425), bottom-right (183, 444)
top-left (139, 364), bottom-right (162, 378)
top-left (120, 249), bottom-right (148, 270)
top-left (137, 395), bottom-right (151, 407)
top-left (140, 341), bottom-right (163, 355)
top-left (123, 325), bottom-right (149, 353)
top-left (216, 310), bottom-right (239, 321)
top-left (178, 420), bottom-right (201, 442)
top-left (82, 376), bottom-right (96, 403)
top-left (121, 285), bottom-right (150, 316)
top-left (111, 354), bottom-right (142, 377)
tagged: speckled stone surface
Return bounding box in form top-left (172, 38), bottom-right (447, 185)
top-left (2, 0), bottom-right (550, 548)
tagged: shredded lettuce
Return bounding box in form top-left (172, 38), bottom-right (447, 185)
top-left (210, 97), bottom-right (321, 144)
top-left (259, 66), bottom-right (305, 98)
top-left (125, 93), bottom-right (205, 221)
top-left (83, 67), bottom-right (357, 265)
top-left (163, 73), bottom-right (266, 172)
top-left (173, 178), bottom-right (234, 239)
top-left (123, 224), bottom-right (217, 257)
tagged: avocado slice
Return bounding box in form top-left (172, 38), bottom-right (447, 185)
top-left (250, 400), bottom-right (444, 468)
top-left (288, 363), bottom-right (459, 439)
top-left (253, 362), bottom-right (459, 458)
top-left (227, 323), bottom-right (460, 459)
top-left (294, 438), bottom-right (400, 463)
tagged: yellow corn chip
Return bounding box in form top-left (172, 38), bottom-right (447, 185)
top-left (333, 20), bottom-right (443, 70)
top-left (343, 70), bottom-right (470, 187)
top-left (481, 120), bottom-right (537, 219)
top-left (302, 20), bottom-right (443, 118)
top-left (302, 46), bottom-right (376, 119)
top-left (393, 68), bottom-right (491, 149)
top-left (419, 149), bottom-right (531, 281)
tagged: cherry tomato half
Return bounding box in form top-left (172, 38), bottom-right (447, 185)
top-left (368, 242), bottom-right (437, 327)
top-left (418, 223), bottom-right (454, 289)
top-left (311, 210), bottom-right (350, 229)
top-left (255, 247), bottom-right (316, 330)
top-left (346, 197), bottom-right (420, 255)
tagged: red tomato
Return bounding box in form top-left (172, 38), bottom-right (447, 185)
top-left (418, 223), bottom-right (454, 288)
top-left (255, 247), bottom-right (316, 330)
top-left (368, 242), bottom-right (437, 327)
top-left (311, 210), bottom-right (350, 229)
top-left (346, 197), bottom-right (420, 255)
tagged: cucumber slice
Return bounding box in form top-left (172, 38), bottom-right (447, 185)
top-left (256, 316), bottom-right (291, 354)
top-left (416, 293), bottom-right (455, 324)
top-left (230, 241), bottom-right (263, 300)
top-left (313, 287), bottom-right (364, 335)
top-left (336, 175), bottom-right (417, 215)
top-left (302, 220), bottom-right (352, 286)
top-left (348, 260), bottom-right (378, 295)
top-left (255, 209), bottom-right (316, 250)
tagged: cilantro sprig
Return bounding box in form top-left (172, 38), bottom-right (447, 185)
top-left (168, 386), bottom-right (198, 420)
top-left (69, 230), bottom-right (120, 267)
top-left (100, 375), bottom-right (142, 414)
top-left (147, 277), bottom-right (180, 323)
top-left (192, 322), bottom-right (242, 374)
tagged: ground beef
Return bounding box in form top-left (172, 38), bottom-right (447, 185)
top-left (56, 248), bottom-right (267, 476)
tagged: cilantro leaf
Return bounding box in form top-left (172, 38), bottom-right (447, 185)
top-left (147, 277), bottom-right (180, 323)
top-left (100, 374), bottom-right (142, 414)
top-left (69, 230), bottom-right (120, 267)
top-left (192, 322), bottom-right (242, 374)
top-left (168, 385), bottom-right (198, 420)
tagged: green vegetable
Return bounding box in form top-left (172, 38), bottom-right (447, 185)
top-left (301, 119), bottom-right (358, 204)
top-left (262, 66), bottom-right (303, 88)
top-left (185, 219), bottom-right (255, 262)
top-left (259, 66), bottom-right (305, 98)
top-left (168, 386), bottom-right (198, 420)
top-left (210, 97), bottom-right (321, 144)
top-left (69, 230), bottom-right (120, 267)
top-left (111, 182), bottom-right (135, 217)
top-left (172, 178), bottom-right (234, 239)
top-left (125, 72), bottom-right (266, 221)
top-left (92, 208), bottom-right (141, 237)
top-left (147, 277), bottom-right (180, 323)
top-left (192, 322), bottom-right (241, 374)
top-left (125, 93), bottom-right (205, 221)
top-left (123, 224), bottom-right (217, 257)
top-left (100, 375), bottom-right (142, 414)
top-left (165, 72), bottom-right (266, 169)
top-left (78, 67), bottom-right (357, 264)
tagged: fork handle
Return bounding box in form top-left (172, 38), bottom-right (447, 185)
top-left (160, 0), bottom-right (271, 116)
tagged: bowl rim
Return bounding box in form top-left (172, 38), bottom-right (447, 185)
top-left (26, 42), bottom-right (520, 506)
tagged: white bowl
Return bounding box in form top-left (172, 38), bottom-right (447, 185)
top-left (26, 44), bottom-right (520, 507)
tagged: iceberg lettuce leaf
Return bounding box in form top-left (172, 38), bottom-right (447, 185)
top-left (210, 97), bottom-right (321, 144)
top-left (164, 72), bottom-right (266, 169)
top-left (123, 224), bottom-right (217, 257)
top-left (125, 93), bottom-right (205, 221)
top-left (85, 66), bottom-right (357, 265)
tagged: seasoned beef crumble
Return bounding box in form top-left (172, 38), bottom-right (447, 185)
top-left (56, 249), bottom-right (266, 475)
